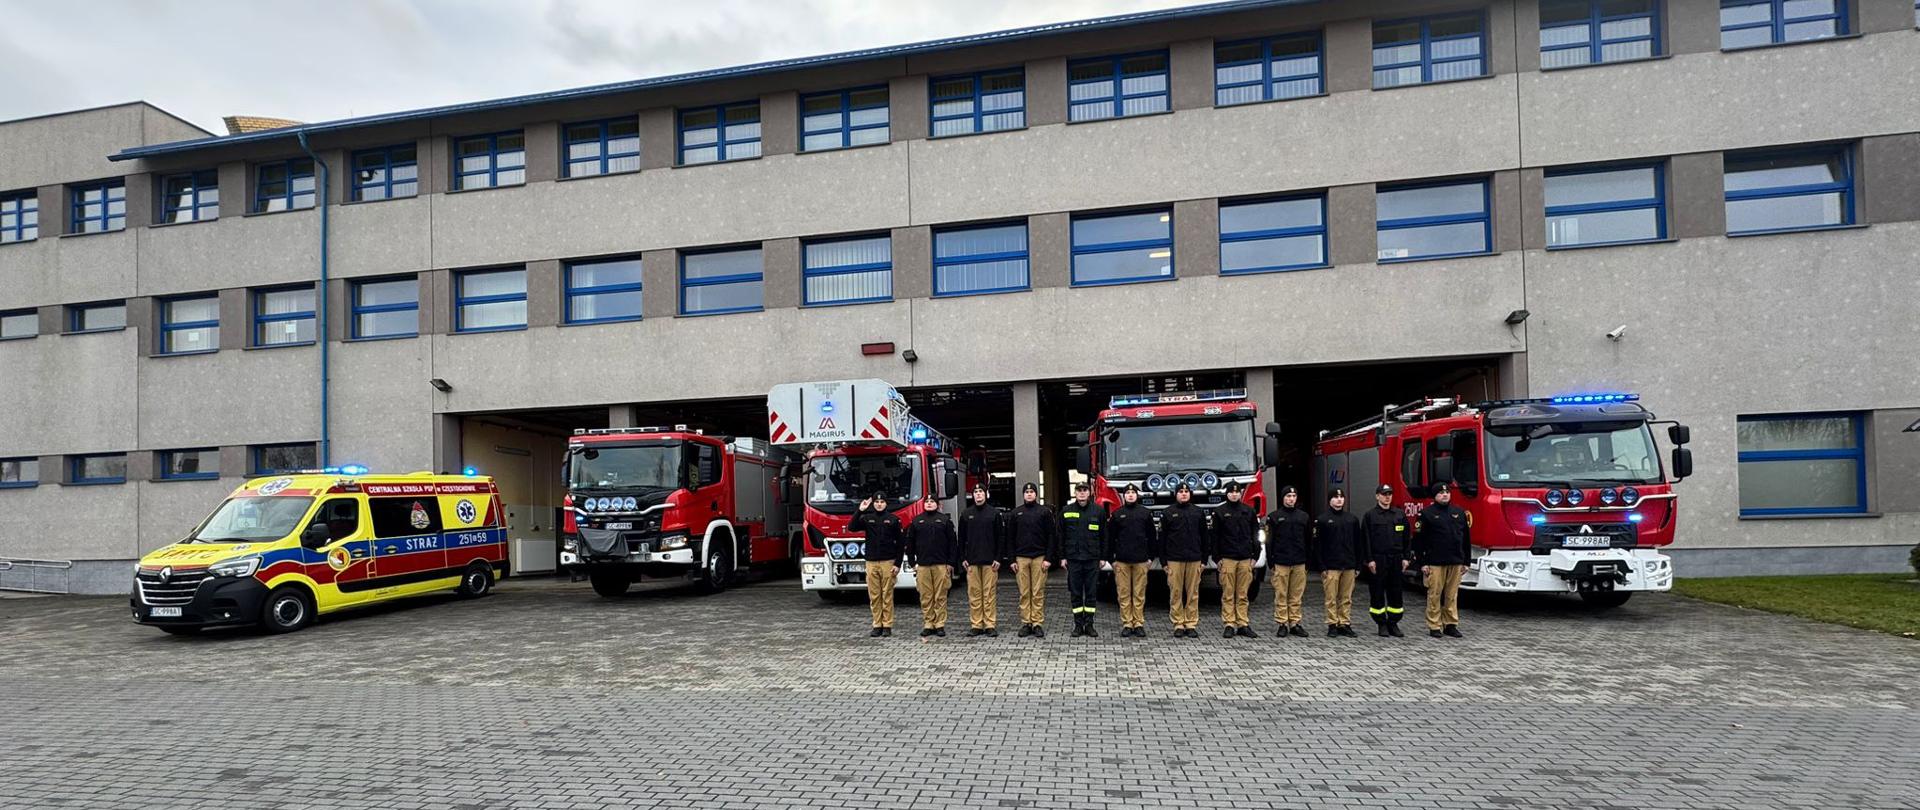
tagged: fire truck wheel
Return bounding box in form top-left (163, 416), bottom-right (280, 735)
top-left (589, 570), bottom-right (631, 598)
top-left (1579, 590), bottom-right (1632, 609)
top-left (697, 541), bottom-right (734, 594)
top-left (456, 562), bottom-right (494, 598)
top-left (259, 587), bottom-right (314, 634)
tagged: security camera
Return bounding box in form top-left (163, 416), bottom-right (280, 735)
top-left (1605, 325), bottom-right (1627, 342)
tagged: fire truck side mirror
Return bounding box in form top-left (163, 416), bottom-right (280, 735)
top-left (1263, 421), bottom-right (1282, 437)
top-left (1072, 445), bottom-right (1091, 475)
top-left (1432, 456), bottom-right (1455, 485)
top-left (1433, 434), bottom-right (1455, 454)
top-left (943, 470), bottom-right (961, 499)
top-left (1668, 424), bottom-right (1691, 446)
top-left (1671, 447), bottom-right (1693, 481)
top-left (1261, 435), bottom-right (1281, 469)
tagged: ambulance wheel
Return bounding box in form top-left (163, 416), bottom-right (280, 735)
top-left (698, 543), bottom-right (734, 594)
top-left (589, 570), bottom-right (631, 598)
top-left (260, 587), bottom-right (314, 634)
top-left (1580, 590), bottom-right (1632, 609)
top-left (456, 563), bottom-right (494, 598)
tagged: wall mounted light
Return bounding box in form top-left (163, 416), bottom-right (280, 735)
top-left (429, 378), bottom-right (452, 392)
top-left (1504, 309), bottom-right (1530, 325)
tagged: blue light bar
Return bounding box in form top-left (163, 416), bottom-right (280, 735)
top-left (339, 464), bottom-right (369, 476)
top-left (1549, 393), bottom-right (1639, 405)
top-left (1529, 515), bottom-right (1547, 525)
top-left (820, 401), bottom-right (835, 414)
top-left (909, 425), bottom-right (929, 442)
top-left (1628, 513), bottom-right (1644, 523)
top-left (462, 466), bottom-right (479, 476)
top-left (1109, 388), bottom-right (1248, 408)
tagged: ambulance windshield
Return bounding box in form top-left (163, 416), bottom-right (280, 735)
top-left (1103, 417), bottom-right (1256, 476)
top-left (808, 454), bottom-right (921, 512)
top-left (187, 496), bottom-right (316, 543)
top-left (569, 443), bottom-right (682, 491)
top-left (1483, 421), bottom-right (1662, 486)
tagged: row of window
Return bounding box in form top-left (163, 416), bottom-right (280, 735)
top-left (0, 444), bottom-right (316, 488)
top-left (0, 160), bottom-right (316, 239)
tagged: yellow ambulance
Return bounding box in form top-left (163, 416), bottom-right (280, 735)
top-left (131, 470), bottom-right (508, 635)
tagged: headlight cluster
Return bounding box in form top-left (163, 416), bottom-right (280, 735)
top-left (207, 556), bottom-right (261, 578)
top-left (802, 562), bottom-right (826, 575)
top-left (581, 496), bottom-right (641, 513)
top-left (1544, 489), bottom-right (1590, 507)
top-left (1483, 559), bottom-right (1530, 576)
top-left (1621, 487), bottom-right (1640, 505)
top-left (656, 534), bottom-right (690, 551)
top-left (828, 542), bottom-right (868, 560)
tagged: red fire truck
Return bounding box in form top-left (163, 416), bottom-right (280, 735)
top-left (1076, 389), bottom-right (1281, 517)
top-left (767, 379), bottom-right (967, 602)
top-left (560, 425), bottom-right (801, 598)
top-left (1312, 393), bottom-right (1693, 607)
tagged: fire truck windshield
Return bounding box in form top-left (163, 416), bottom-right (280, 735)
top-left (187, 496), bottom-right (316, 543)
top-left (568, 443), bottom-right (682, 491)
top-left (1484, 421), bottom-right (1662, 486)
top-left (807, 454), bottom-right (922, 512)
top-left (1102, 418), bottom-right (1256, 476)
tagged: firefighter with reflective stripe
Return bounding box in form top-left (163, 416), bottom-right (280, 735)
top-left (1361, 484), bottom-right (1413, 638)
top-left (958, 482), bottom-right (1007, 637)
top-left (1210, 481), bottom-right (1261, 639)
top-left (1313, 488), bottom-right (1365, 638)
top-left (1158, 482), bottom-right (1208, 638)
top-left (852, 493), bottom-right (905, 638)
top-left (1009, 483), bottom-right (1057, 638)
top-left (906, 493), bottom-right (959, 639)
top-left (1264, 484), bottom-right (1312, 638)
top-left (1413, 482), bottom-right (1472, 639)
top-left (1106, 484), bottom-right (1155, 637)
top-left (1055, 481), bottom-right (1109, 638)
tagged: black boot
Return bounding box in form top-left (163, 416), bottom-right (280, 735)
top-left (967, 628), bottom-right (984, 637)
top-left (881, 627), bottom-right (892, 637)
top-left (1387, 617), bottom-right (1405, 638)
top-left (1032, 625), bottom-right (1045, 638)
top-left (1444, 624), bottom-right (1463, 638)
top-left (1327, 624), bottom-right (1339, 637)
top-left (869, 627), bottom-right (884, 638)
top-left (1340, 625), bottom-right (1358, 637)
top-left (1236, 626), bottom-right (1259, 639)
top-left (934, 628), bottom-right (946, 637)
top-left (1070, 618), bottom-right (1086, 638)
top-left (985, 627), bottom-right (999, 637)
top-left (1376, 616), bottom-right (1391, 637)
top-left (1084, 621), bottom-right (1098, 638)
top-left (920, 628), bottom-right (935, 638)
top-left (1429, 629), bottom-right (1443, 638)
top-left (1017, 625), bottom-right (1033, 638)
top-left (1290, 624), bottom-right (1309, 638)
top-left (1223, 626), bottom-right (1237, 639)
top-left (1276, 624), bottom-right (1289, 638)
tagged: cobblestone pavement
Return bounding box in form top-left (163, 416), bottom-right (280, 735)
top-left (3, 574), bottom-right (1917, 809)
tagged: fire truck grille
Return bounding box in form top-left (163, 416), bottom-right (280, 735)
top-left (136, 570), bottom-right (209, 605)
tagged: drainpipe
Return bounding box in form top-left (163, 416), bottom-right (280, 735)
top-left (296, 131), bottom-right (331, 466)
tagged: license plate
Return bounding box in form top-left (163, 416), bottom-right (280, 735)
top-left (1563, 536), bottom-right (1613, 548)
top-left (604, 522), bottom-right (633, 530)
top-left (150, 607), bottom-right (183, 617)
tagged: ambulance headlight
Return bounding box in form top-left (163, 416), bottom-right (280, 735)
top-left (207, 556), bottom-right (261, 578)
top-left (1146, 474), bottom-right (1164, 492)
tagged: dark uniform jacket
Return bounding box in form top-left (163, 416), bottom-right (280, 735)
top-left (1106, 503), bottom-right (1156, 564)
top-left (1055, 499), bottom-right (1109, 561)
top-left (1361, 504), bottom-right (1412, 562)
top-left (958, 502), bottom-right (1008, 566)
top-left (1009, 502), bottom-right (1058, 559)
top-left (1412, 502), bottom-right (1472, 566)
top-left (1156, 502), bottom-right (1208, 563)
top-left (1264, 506), bottom-right (1312, 567)
top-left (1312, 508), bottom-right (1365, 571)
top-left (1210, 500), bottom-right (1261, 561)
top-left (905, 509), bottom-right (960, 568)
top-left (851, 505), bottom-right (905, 562)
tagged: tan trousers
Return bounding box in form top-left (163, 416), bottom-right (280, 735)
top-left (1424, 564), bottom-right (1465, 630)
top-left (1322, 569), bottom-right (1357, 626)
top-left (1166, 561), bottom-right (1203, 630)
top-left (1113, 562), bottom-right (1149, 628)
top-left (916, 564), bottom-right (952, 629)
top-left (1014, 556), bottom-right (1048, 626)
top-left (866, 561), bottom-right (898, 628)
top-left (1217, 558), bottom-right (1255, 628)
top-left (1270, 564), bottom-right (1308, 625)
top-left (966, 564), bottom-right (999, 629)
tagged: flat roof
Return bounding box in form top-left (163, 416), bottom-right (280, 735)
top-left (110, 0), bottom-right (1314, 162)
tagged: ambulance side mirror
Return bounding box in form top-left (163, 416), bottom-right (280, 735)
top-left (1072, 444), bottom-right (1091, 476)
top-left (1668, 424), bottom-right (1691, 446)
top-left (1671, 447), bottom-right (1693, 482)
top-left (300, 523), bottom-right (330, 549)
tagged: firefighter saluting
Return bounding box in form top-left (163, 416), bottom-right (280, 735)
top-left (852, 493), bottom-right (906, 638)
top-left (1361, 484), bottom-right (1413, 637)
top-left (1414, 482), bottom-right (1472, 638)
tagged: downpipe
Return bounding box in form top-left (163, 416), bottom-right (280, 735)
top-left (294, 131), bottom-right (331, 465)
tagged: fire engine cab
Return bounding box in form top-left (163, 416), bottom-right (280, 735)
top-left (1076, 389), bottom-right (1281, 517)
top-left (1312, 393), bottom-right (1694, 607)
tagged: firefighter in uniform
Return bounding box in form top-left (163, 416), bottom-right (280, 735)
top-left (1211, 481), bottom-right (1261, 639)
top-left (1158, 482), bottom-right (1208, 638)
top-left (958, 482), bottom-right (1008, 637)
top-left (1106, 483), bottom-right (1155, 637)
top-left (1056, 481), bottom-right (1109, 637)
top-left (1361, 484), bottom-right (1413, 637)
top-left (1009, 483), bottom-right (1058, 638)
top-left (1265, 484), bottom-right (1312, 638)
top-left (1414, 482), bottom-right (1472, 638)
top-left (852, 493), bottom-right (905, 637)
top-left (905, 493), bottom-right (960, 638)
top-left (1313, 488), bottom-right (1365, 637)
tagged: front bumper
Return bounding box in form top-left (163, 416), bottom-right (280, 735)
top-left (799, 555), bottom-right (922, 591)
top-left (1463, 548), bottom-right (1673, 594)
top-left (562, 546), bottom-right (698, 577)
top-left (129, 576), bottom-right (269, 628)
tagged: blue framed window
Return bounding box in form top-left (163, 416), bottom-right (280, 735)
top-left (454, 132), bottom-right (526, 190)
top-left (0, 191), bottom-right (37, 243)
top-left (930, 70), bottom-right (1026, 137)
top-left (803, 235), bottom-right (892, 306)
top-left (254, 159), bottom-right (316, 213)
top-left (69, 454), bottom-right (127, 485)
top-left (69, 180), bottom-right (125, 233)
top-left (1737, 412), bottom-right (1867, 516)
top-left (679, 103), bottom-right (761, 166)
top-left (1377, 179), bottom-right (1492, 261)
top-left (1072, 210), bottom-right (1173, 286)
top-left (564, 118), bottom-right (641, 177)
top-left (254, 285), bottom-right (316, 346)
top-left (1068, 52), bottom-right (1170, 122)
top-left (67, 301), bottom-right (126, 333)
top-left (252, 443), bottom-right (317, 476)
top-left (352, 277), bottom-right (419, 339)
top-left (680, 248), bottom-right (764, 316)
top-left (158, 449), bottom-right (220, 481)
top-left (801, 87), bottom-right (890, 152)
top-left (159, 295), bottom-right (219, 355)
top-left (1724, 145), bottom-right (1854, 235)
top-left (934, 223), bottom-right (1029, 296)
top-left (455, 268), bottom-right (528, 332)
top-left (352, 145), bottom-right (418, 201)
top-left (1215, 33), bottom-right (1324, 106)
top-left (159, 170), bottom-right (220, 223)
top-left (1541, 0), bottom-right (1660, 69)
top-left (1720, 0), bottom-right (1847, 49)
top-left (1545, 164), bottom-right (1667, 248)
top-left (1220, 195), bottom-right (1328, 274)
top-left (1, 309), bottom-right (35, 340)
top-left (1373, 13), bottom-right (1487, 88)
top-left (0, 457), bottom-right (38, 489)
top-left (565, 257), bottom-right (644, 324)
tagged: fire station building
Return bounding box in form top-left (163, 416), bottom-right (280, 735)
top-left (2, 0), bottom-right (1916, 593)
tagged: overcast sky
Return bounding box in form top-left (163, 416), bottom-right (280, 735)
top-left (0, 0), bottom-right (1201, 133)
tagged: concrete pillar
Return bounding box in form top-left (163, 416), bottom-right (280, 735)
top-left (325, 278), bottom-right (349, 342)
top-left (126, 451), bottom-right (154, 483)
top-left (1860, 134), bottom-right (1920, 225)
top-left (638, 109), bottom-right (675, 170)
top-left (1859, 0), bottom-right (1915, 33)
top-left (1169, 38), bottom-right (1215, 111)
top-left (432, 413), bottom-right (462, 475)
top-left (321, 148), bottom-right (349, 206)
top-left (641, 248), bottom-right (678, 319)
top-left (1666, 0), bottom-right (1724, 56)
top-left (888, 76), bottom-right (929, 142)
top-left (1025, 57), bottom-right (1068, 127)
top-left (608, 405), bottom-right (641, 429)
top-left (35, 185), bottom-right (65, 236)
top-left (1246, 367), bottom-right (1277, 506)
top-left (1518, 168), bottom-right (1547, 250)
top-left (1492, 169), bottom-right (1523, 253)
top-left (423, 269), bottom-right (454, 334)
top-left (1028, 213), bottom-right (1071, 288)
top-left (423, 135), bottom-right (451, 196)
top-left (122, 173), bottom-right (153, 231)
top-left (37, 305), bottom-right (62, 335)
top-left (762, 238), bottom-right (802, 310)
top-left (1669, 152), bottom-right (1726, 239)
top-left (219, 446), bottom-right (249, 479)
top-left (1486, 0), bottom-right (1520, 76)
top-left (1514, 0), bottom-right (1544, 73)
top-left (760, 91), bottom-right (798, 157)
top-left (1496, 352), bottom-right (1530, 399)
top-left (216, 287), bottom-right (248, 351)
top-left (525, 260), bottom-right (561, 328)
top-left (522, 122), bottom-right (560, 184)
top-left (1324, 18), bottom-right (1374, 94)
top-left (891, 226), bottom-right (931, 300)
top-left (1012, 382), bottom-right (1041, 494)
top-left (1327, 183), bottom-right (1377, 266)
top-left (1173, 199), bottom-right (1220, 277)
